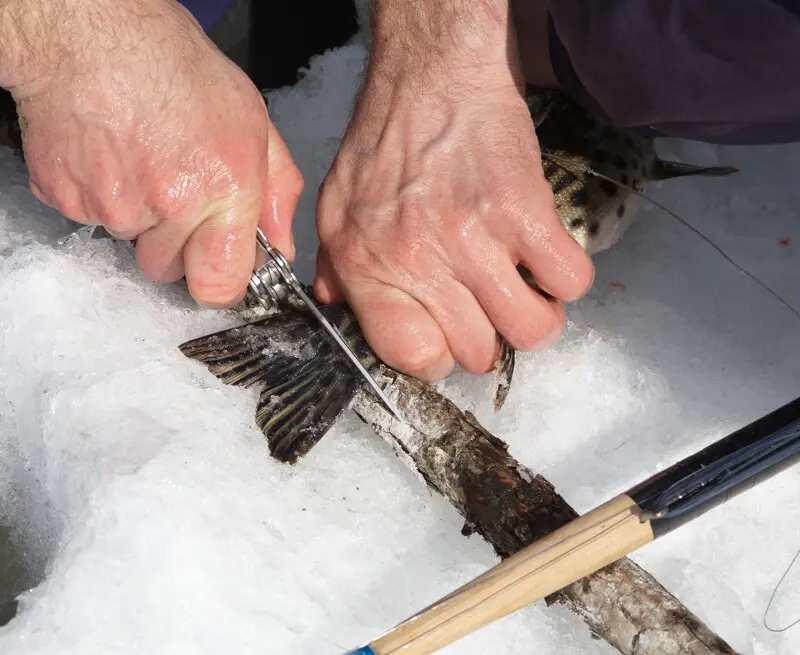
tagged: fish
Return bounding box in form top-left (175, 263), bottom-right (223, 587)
top-left (178, 87), bottom-right (738, 464)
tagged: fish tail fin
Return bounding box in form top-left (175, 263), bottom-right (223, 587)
top-left (650, 159), bottom-right (739, 181)
top-left (179, 307), bottom-right (362, 463)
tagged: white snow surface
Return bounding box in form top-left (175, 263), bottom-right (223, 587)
top-left (2, 30), bottom-right (800, 655)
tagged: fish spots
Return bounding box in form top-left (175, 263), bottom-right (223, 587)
top-left (621, 174), bottom-right (629, 186)
top-left (542, 161), bottom-right (559, 178)
top-left (552, 173), bottom-right (573, 195)
top-left (571, 188), bottom-right (589, 207)
top-left (570, 217), bottom-right (585, 228)
top-left (599, 179), bottom-right (618, 197)
top-left (779, 237), bottom-right (792, 247)
top-left (588, 222), bottom-right (600, 236)
top-left (617, 205), bottom-right (626, 218)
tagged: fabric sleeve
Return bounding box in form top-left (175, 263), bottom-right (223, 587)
top-left (177, 0), bottom-right (236, 31)
top-left (547, 0), bottom-right (800, 144)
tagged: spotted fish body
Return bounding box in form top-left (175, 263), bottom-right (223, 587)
top-left (527, 89), bottom-right (737, 256)
top-left (180, 88), bottom-right (738, 464)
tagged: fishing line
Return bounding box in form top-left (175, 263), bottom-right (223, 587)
top-left (543, 149), bottom-right (800, 635)
top-left (539, 150), bottom-right (800, 323)
top-left (377, 502), bottom-right (641, 653)
top-left (763, 542), bottom-right (800, 633)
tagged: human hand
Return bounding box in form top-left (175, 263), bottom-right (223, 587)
top-left (314, 0), bottom-right (593, 381)
top-left (0, 0), bottom-right (303, 307)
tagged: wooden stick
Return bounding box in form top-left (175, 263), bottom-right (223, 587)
top-left (351, 373), bottom-right (739, 655)
top-left (365, 495), bottom-right (653, 654)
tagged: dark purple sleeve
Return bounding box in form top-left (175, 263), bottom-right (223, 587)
top-left (177, 0), bottom-right (236, 31)
top-left (547, 0), bottom-right (800, 144)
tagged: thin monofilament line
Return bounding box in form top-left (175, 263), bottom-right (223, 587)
top-left (378, 504), bottom-right (640, 653)
top-left (539, 150), bottom-right (800, 323)
top-left (763, 542), bottom-right (800, 633)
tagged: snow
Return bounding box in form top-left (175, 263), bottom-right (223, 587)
top-left (1, 20), bottom-right (800, 655)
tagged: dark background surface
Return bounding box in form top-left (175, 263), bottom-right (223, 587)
top-left (249, 0), bottom-right (359, 90)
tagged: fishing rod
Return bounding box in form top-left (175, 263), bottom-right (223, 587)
top-left (345, 394), bottom-right (800, 655)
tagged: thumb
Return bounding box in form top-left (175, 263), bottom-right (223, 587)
top-left (313, 247), bottom-right (346, 305)
top-left (260, 119), bottom-right (304, 262)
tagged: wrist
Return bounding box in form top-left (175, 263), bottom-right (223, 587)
top-left (0, 0), bottom-right (55, 92)
top-left (369, 0), bottom-right (514, 78)
top-left (0, 0), bottom-right (205, 97)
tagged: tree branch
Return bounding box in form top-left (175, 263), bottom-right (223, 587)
top-left (353, 373), bottom-right (738, 654)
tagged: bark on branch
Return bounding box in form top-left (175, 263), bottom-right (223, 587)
top-left (353, 373), bottom-right (738, 655)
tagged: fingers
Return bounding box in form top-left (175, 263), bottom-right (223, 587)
top-left (464, 255), bottom-right (566, 353)
top-left (182, 201), bottom-right (259, 307)
top-left (343, 280), bottom-right (456, 382)
top-left (408, 277), bottom-right (501, 375)
top-left (260, 122), bottom-right (304, 262)
top-left (30, 176), bottom-right (90, 226)
top-left (137, 120), bottom-right (300, 305)
top-left (319, 246), bottom-right (500, 377)
top-left (513, 196), bottom-right (595, 302)
top-left (134, 188), bottom-right (260, 306)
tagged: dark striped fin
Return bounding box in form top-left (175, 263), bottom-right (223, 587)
top-left (179, 306), bottom-right (363, 463)
top-left (492, 336), bottom-right (515, 412)
top-left (650, 159), bottom-right (739, 181)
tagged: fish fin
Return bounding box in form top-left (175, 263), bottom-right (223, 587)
top-left (492, 336), bottom-right (516, 412)
top-left (650, 159), bottom-right (739, 181)
top-left (178, 307), bottom-right (362, 464)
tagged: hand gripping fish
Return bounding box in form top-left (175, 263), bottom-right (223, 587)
top-left (178, 88), bottom-right (739, 464)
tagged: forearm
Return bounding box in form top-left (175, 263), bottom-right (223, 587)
top-left (0, 0), bottom-right (201, 97)
top-left (0, 0), bottom-right (74, 92)
top-left (0, 1), bottom-right (40, 89)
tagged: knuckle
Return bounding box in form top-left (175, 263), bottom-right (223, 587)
top-left (563, 253), bottom-right (595, 301)
top-left (100, 207), bottom-right (134, 235)
top-left (399, 342), bottom-right (453, 380)
top-left (288, 165), bottom-right (305, 196)
top-left (189, 280), bottom-right (246, 308)
top-left (458, 341), bottom-right (498, 375)
top-left (54, 191), bottom-right (87, 224)
top-left (507, 309), bottom-right (559, 352)
top-left (373, 318), bottom-right (453, 381)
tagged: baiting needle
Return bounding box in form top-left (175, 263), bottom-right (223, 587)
top-left (249, 227), bottom-right (403, 422)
